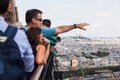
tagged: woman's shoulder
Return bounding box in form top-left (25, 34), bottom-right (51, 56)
top-left (36, 44), bottom-right (46, 51)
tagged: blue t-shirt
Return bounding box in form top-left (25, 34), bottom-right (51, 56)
top-left (41, 27), bottom-right (56, 38)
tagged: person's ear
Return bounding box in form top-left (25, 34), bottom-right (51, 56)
top-left (31, 18), bottom-right (36, 24)
top-left (7, 4), bottom-right (12, 12)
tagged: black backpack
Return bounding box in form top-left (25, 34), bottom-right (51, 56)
top-left (0, 26), bottom-right (26, 80)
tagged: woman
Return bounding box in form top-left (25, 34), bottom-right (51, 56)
top-left (26, 28), bottom-right (50, 79)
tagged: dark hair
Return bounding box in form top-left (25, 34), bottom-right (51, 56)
top-left (42, 19), bottom-right (51, 27)
top-left (25, 9), bottom-right (42, 23)
top-left (0, 0), bottom-right (10, 14)
top-left (26, 28), bottom-right (42, 47)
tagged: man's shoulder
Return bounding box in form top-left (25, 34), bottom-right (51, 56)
top-left (13, 26), bottom-right (28, 41)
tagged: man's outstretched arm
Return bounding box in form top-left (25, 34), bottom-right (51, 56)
top-left (55, 23), bottom-right (89, 34)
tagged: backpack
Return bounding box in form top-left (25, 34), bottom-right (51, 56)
top-left (0, 26), bottom-right (26, 80)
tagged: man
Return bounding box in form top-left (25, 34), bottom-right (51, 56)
top-left (22, 9), bottom-right (89, 38)
top-left (0, 0), bottom-right (34, 79)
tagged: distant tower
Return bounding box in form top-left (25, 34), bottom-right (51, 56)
top-left (5, 0), bottom-right (19, 24)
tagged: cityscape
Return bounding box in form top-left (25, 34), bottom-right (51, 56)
top-left (54, 36), bottom-right (120, 80)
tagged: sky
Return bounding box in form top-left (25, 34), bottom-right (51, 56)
top-left (16, 0), bottom-right (120, 38)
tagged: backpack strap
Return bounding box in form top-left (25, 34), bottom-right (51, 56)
top-left (20, 27), bottom-right (27, 32)
top-left (4, 26), bottom-right (18, 39)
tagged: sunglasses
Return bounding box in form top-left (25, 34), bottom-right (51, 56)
top-left (36, 18), bottom-right (42, 22)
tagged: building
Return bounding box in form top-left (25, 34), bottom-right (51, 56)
top-left (5, 0), bottom-right (19, 24)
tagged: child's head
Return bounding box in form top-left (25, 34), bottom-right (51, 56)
top-left (42, 19), bottom-right (51, 28)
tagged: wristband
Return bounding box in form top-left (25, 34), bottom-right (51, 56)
top-left (73, 24), bottom-right (77, 28)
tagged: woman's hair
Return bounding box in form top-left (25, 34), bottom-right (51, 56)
top-left (26, 28), bottom-right (42, 46)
